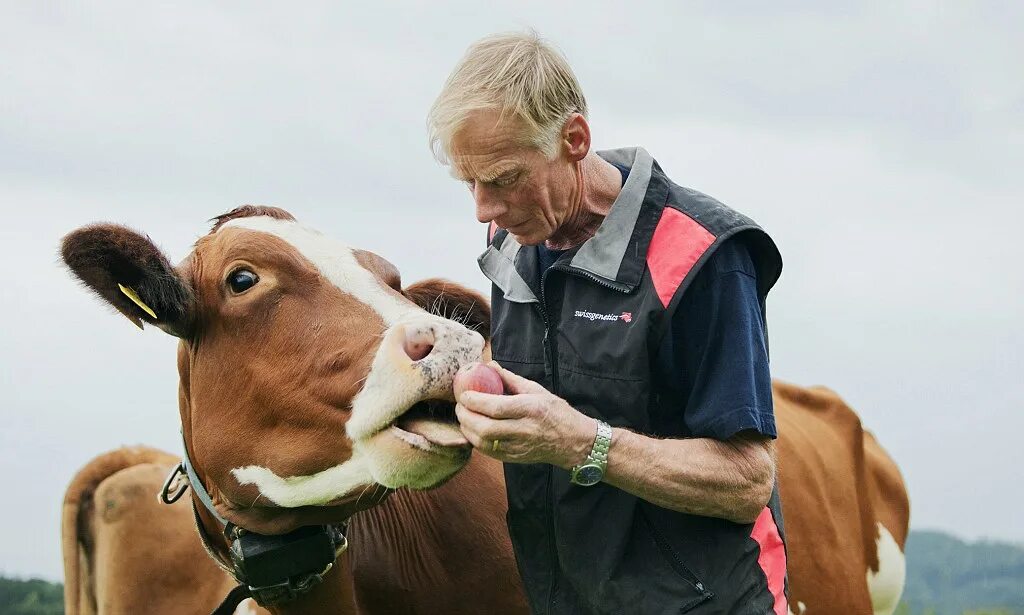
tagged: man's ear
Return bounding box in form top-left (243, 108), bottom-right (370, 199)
top-left (403, 278), bottom-right (491, 340)
top-left (562, 113), bottom-right (591, 163)
top-left (61, 223), bottom-right (194, 338)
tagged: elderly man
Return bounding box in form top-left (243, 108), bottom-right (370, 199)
top-left (430, 32), bottom-right (787, 614)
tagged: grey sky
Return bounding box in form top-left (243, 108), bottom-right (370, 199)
top-left (1, 2), bottom-right (1021, 580)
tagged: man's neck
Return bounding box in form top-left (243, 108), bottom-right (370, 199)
top-left (544, 153), bottom-right (623, 251)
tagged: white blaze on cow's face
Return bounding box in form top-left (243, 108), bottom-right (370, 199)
top-left (179, 214), bottom-right (484, 514)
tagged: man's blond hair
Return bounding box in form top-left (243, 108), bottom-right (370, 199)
top-left (428, 31), bottom-right (588, 164)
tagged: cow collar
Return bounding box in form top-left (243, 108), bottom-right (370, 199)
top-left (161, 438), bottom-right (349, 613)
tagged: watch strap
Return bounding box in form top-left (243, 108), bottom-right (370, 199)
top-left (571, 420), bottom-right (612, 485)
top-left (589, 420), bottom-right (612, 467)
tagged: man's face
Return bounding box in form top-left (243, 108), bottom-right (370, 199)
top-left (450, 110), bottom-right (576, 246)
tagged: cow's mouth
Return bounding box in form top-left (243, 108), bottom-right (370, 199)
top-left (389, 399), bottom-right (469, 452)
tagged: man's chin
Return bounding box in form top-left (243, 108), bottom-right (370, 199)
top-left (508, 230), bottom-right (543, 246)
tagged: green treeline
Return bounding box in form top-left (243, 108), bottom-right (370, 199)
top-left (0, 578), bottom-right (61, 615)
top-left (896, 530), bottom-right (1024, 615)
top-left (2, 530), bottom-right (1023, 614)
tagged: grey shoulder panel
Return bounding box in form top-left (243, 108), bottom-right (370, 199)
top-left (572, 147), bottom-right (654, 280)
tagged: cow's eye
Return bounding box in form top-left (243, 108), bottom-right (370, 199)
top-left (228, 269), bottom-right (259, 294)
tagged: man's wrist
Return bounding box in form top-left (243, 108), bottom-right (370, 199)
top-left (559, 410), bottom-right (601, 470)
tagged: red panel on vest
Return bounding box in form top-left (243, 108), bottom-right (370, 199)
top-left (488, 221), bottom-right (498, 243)
top-left (646, 208), bottom-right (715, 307)
top-left (751, 506), bottom-right (789, 615)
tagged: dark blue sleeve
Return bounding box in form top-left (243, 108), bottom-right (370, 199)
top-left (659, 237), bottom-right (776, 440)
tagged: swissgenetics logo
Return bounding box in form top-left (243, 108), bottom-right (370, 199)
top-left (574, 310), bottom-right (633, 323)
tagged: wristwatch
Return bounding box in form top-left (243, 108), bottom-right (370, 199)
top-left (570, 420), bottom-right (612, 486)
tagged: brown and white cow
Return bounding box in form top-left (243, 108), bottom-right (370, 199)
top-left (62, 446), bottom-right (268, 615)
top-left (62, 206), bottom-right (529, 615)
top-left (62, 206), bottom-right (908, 614)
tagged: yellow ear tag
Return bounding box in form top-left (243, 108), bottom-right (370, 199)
top-left (117, 283), bottom-right (158, 319)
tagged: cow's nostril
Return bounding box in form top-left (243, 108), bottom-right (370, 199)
top-left (405, 342), bottom-right (434, 361)
top-left (403, 326), bottom-right (435, 361)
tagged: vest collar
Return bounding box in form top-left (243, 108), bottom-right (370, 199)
top-left (478, 146), bottom-right (668, 302)
top-left (478, 228), bottom-right (539, 303)
top-left (570, 147), bottom-right (658, 284)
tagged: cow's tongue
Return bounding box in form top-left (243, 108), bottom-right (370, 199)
top-left (396, 416), bottom-right (469, 447)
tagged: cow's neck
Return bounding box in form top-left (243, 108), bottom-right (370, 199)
top-left (195, 453), bottom-right (509, 614)
top-left (343, 454), bottom-right (515, 614)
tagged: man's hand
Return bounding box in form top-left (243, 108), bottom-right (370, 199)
top-left (455, 364), bottom-right (775, 523)
top-left (455, 362), bottom-right (594, 468)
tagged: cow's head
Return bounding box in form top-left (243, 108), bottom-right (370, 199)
top-left (62, 206), bottom-right (490, 533)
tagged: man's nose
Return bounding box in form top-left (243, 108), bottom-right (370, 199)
top-left (473, 184), bottom-right (505, 224)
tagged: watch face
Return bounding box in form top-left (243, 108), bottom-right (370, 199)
top-left (575, 464), bottom-right (603, 486)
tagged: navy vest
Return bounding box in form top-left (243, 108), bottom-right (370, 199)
top-left (478, 148), bottom-right (787, 614)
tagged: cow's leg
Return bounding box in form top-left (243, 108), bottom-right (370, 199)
top-left (866, 522), bottom-right (906, 615)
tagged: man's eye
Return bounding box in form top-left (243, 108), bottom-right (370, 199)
top-left (227, 269), bottom-right (259, 294)
top-left (494, 173), bottom-right (519, 187)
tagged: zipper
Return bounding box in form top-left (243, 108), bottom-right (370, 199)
top-left (641, 508), bottom-right (710, 596)
top-left (549, 263), bottom-right (632, 294)
top-left (542, 329), bottom-right (559, 393)
top-left (535, 262), bottom-right (629, 611)
top-left (534, 268), bottom-right (561, 610)
top-left (538, 271), bottom-right (560, 394)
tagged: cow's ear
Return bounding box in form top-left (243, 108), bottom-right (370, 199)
top-left (61, 223), bottom-right (194, 338)
top-left (353, 249), bottom-right (402, 292)
top-left (403, 278), bottom-right (491, 340)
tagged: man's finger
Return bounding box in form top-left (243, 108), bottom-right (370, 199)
top-left (488, 361), bottom-right (547, 395)
top-left (459, 390), bottom-right (528, 419)
top-left (454, 404), bottom-right (489, 446)
top-left (455, 404), bottom-right (513, 447)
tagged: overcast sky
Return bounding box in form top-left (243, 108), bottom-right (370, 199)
top-left (1, 2), bottom-right (1021, 581)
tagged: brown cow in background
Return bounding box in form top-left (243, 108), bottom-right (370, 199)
top-left (773, 382), bottom-right (910, 614)
top-left (62, 446), bottom-right (267, 614)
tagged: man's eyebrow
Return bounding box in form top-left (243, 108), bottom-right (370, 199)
top-left (450, 162), bottom-right (520, 183)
